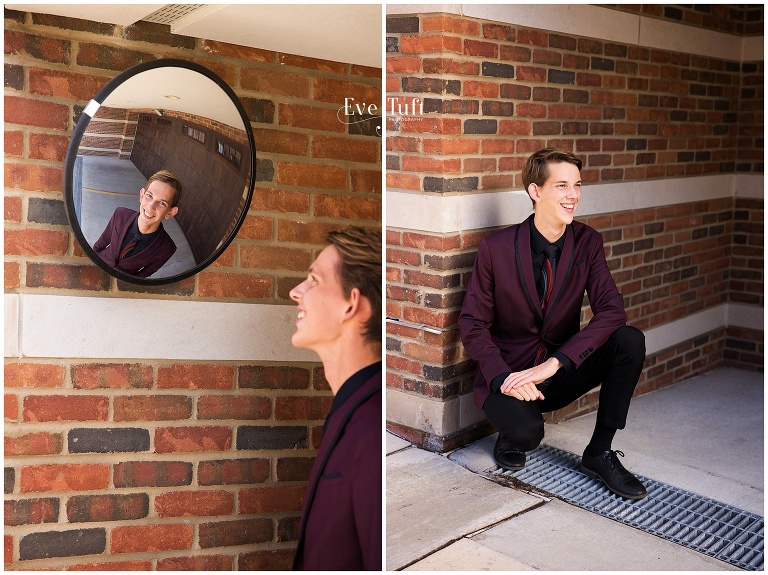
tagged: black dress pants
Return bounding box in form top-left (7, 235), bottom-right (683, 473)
top-left (483, 326), bottom-right (646, 451)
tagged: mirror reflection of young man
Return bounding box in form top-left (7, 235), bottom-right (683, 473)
top-left (93, 170), bottom-right (181, 278)
top-left (459, 148), bottom-right (647, 500)
top-left (290, 227), bottom-right (382, 570)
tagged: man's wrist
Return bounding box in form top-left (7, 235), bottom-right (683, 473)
top-left (490, 371), bottom-right (511, 393)
top-left (551, 351), bottom-right (572, 371)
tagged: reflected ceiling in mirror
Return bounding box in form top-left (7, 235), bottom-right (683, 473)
top-left (65, 59), bottom-right (255, 285)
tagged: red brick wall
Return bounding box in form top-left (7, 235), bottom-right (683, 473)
top-left (79, 107), bottom-right (138, 157)
top-left (386, 13), bottom-right (759, 191)
top-left (5, 10), bottom-right (381, 299)
top-left (5, 9), bottom-right (380, 570)
top-left (385, 9), bottom-right (763, 450)
top-left (79, 108), bottom-right (249, 158)
top-left (4, 360), bottom-right (328, 569)
top-left (738, 60), bottom-right (764, 171)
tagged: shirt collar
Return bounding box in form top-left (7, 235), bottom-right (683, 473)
top-left (323, 361), bottom-right (382, 431)
top-left (530, 217), bottom-right (566, 255)
top-left (130, 213), bottom-right (161, 239)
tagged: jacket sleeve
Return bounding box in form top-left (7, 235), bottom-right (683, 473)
top-left (557, 233), bottom-right (626, 368)
top-left (92, 211), bottom-right (117, 254)
top-left (458, 237), bottom-right (513, 388)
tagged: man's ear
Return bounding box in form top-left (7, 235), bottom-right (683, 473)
top-left (342, 288), bottom-right (362, 322)
top-left (342, 288), bottom-right (372, 326)
top-left (165, 206), bottom-right (179, 219)
top-left (527, 183), bottom-right (540, 204)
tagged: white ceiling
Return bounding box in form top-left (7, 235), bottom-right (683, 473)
top-left (101, 66), bottom-right (245, 128)
top-left (6, 3), bottom-right (382, 68)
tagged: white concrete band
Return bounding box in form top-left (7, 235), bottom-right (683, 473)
top-left (735, 173), bottom-right (765, 199)
top-left (9, 297), bottom-right (757, 363)
top-left (387, 384), bottom-right (484, 438)
top-left (644, 303), bottom-right (763, 356)
top-left (742, 35), bottom-right (764, 62)
top-left (465, 4), bottom-right (644, 48)
top-left (385, 4), bottom-right (763, 62)
top-left (387, 174), bottom-right (764, 234)
top-left (4, 293), bottom-right (318, 362)
top-left (636, 14), bottom-right (742, 61)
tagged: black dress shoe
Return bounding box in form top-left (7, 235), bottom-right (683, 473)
top-left (580, 449), bottom-right (647, 500)
top-left (493, 435), bottom-right (525, 471)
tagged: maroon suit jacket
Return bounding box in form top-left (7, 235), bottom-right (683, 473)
top-left (293, 369), bottom-right (382, 571)
top-left (93, 207), bottom-right (177, 278)
top-left (458, 215), bottom-right (626, 409)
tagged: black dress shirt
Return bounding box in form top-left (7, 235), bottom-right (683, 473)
top-left (120, 217), bottom-right (160, 259)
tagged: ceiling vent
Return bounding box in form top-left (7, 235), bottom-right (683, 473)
top-left (142, 4), bottom-right (210, 26)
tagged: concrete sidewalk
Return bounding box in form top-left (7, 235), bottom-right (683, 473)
top-left (386, 368), bottom-right (763, 571)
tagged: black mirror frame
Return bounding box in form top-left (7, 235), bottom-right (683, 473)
top-left (63, 58), bottom-right (256, 286)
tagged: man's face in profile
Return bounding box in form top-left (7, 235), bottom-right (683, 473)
top-left (138, 180), bottom-right (178, 233)
top-left (289, 244), bottom-right (349, 353)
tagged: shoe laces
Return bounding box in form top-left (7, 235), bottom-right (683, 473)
top-left (607, 450), bottom-right (625, 470)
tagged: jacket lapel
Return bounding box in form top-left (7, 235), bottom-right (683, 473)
top-left (515, 215), bottom-right (542, 322)
top-left (117, 212), bottom-right (135, 251)
top-left (131, 224), bottom-right (164, 260)
top-left (545, 223), bottom-right (575, 322)
top-left (122, 221), bottom-right (166, 265)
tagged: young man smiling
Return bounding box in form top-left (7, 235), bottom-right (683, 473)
top-left (93, 170), bottom-right (181, 278)
top-left (290, 227), bottom-right (382, 570)
top-left (459, 148), bottom-right (647, 500)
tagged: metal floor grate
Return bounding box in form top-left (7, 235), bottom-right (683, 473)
top-left (488, 445), bottom-right (764, 571)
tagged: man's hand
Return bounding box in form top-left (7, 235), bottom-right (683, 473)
top-left (500, 357), bottom-right (562, 401)
top-left (502, 381), bottom-right (544, 401)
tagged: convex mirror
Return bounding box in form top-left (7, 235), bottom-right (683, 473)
top-left (64, 58), bottom-right (255, 285)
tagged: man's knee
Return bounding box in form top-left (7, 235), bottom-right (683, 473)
top-left (484, 393), bottom-right (545, 451)
top-left (614, 325), bottom-right (645, 362)
top-left (502, 417), bottom-right (544, 452)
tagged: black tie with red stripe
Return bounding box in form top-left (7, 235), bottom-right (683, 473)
top-left (534, 243), bottom-right (559, 365)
